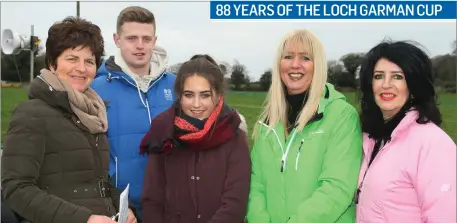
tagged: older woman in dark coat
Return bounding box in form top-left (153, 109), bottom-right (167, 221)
top-left (1, 17), bottom-right (135, 223)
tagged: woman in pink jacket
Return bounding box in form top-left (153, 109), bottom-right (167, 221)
top-left (356, 40), bottom-right (456, 222)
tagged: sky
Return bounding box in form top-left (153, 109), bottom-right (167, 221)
top-left (1, 1), bottom-right (456, 81)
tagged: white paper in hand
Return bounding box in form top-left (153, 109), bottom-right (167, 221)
top-left (118, 184), bottom-right (130, 223)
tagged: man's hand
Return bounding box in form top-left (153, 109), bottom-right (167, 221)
top-left (127, 208), bottom-right (137, 223)
top-left (87, 215), bottom-right (117, 223)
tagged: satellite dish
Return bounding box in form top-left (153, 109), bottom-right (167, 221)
top-left (1, 29), bottom-right (31, 55)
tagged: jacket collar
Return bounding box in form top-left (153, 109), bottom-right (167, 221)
top-left (29, 76), bottom-right (73, 116)
top-left (390, 109), bottom-right (418, 140)
top-left (363, 109), bottom-right (418, 155)
top-left (262, 83), bottom-right (336, 128)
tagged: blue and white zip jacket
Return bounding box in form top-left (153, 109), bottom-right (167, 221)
top-left (91, 47), bottom-right (176, 218)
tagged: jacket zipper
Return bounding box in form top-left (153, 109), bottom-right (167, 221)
top-left (189, 153), bottom-right (199, 216)
top-left (258, 121), bottom-right (299, 172)
top-left (295, 139), bottom-right (305, 170)
top-left (93, 134), bottom-right (103, 179)
top-left (143, 92), bottom-right (151, 124)
top-left (195, 153), bottom-right (200, 219)
top-left (281, 130), bottom-right (297, 172)
top-left (92, 134), bottom-right (109, 201)
top-left (107, 72), bottom-right (160, 125)
top-left (114, 156), bottom-right (118, 188)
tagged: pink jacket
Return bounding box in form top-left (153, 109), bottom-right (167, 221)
top-left (356, 110), bottom-right (456, 223)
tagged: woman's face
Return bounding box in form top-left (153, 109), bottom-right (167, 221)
top-left (180, 75), bottom-right (217, 120)
top-left (51, 45), bottom-right (97, 93)
top-left (280, 43), bottom-right (314, 95)
top-left (372, 58), bottom-right (410, 120)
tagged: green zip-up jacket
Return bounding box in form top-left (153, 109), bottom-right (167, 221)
top-left (247, 83), bottom-right (362, 223)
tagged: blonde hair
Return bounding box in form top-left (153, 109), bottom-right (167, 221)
top-left (253, 29), bottom-right (328, 138)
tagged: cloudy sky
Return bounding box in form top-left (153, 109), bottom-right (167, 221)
top-left (2, 1), bottom-right (455, 80)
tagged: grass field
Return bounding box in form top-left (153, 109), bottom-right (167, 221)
top-left (226, 91), bottom-right (457, 146)
top-left (2, 87), bottom-right (456, 146)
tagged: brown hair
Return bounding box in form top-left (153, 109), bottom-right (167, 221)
top-left (175, 54), bottom-right (226, 101)
top-left (116, 6), bottom-right (156, 33)
top-left (45, 16), bottom-right (105, 70)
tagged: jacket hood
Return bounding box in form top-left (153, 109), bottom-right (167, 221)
top-left (97, 44), bottom-right (169, 80)
top-left (260, 83), bottom-right (346, 127)
top-left (237, 112), bottom-right (248, 134)
top-left (295, 83), bottom-right (347, 124)
top-left (292, 83), bottom-right (347, 128)
top-left (316, 83), bottom-right (346, 115)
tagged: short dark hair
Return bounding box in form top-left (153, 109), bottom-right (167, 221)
top-left (174, 54), bottom-right (226, 102)
top-left (359, 39), bottom-right (442, 136)
top-left (45, 16), bottom-right (105, 70)
top-left (116, 6), bottom-right (156, 33)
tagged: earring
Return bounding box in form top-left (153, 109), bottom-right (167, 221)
top-left (408, 95), bottom-right (414, 106)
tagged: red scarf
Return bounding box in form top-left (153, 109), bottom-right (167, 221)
top-left (174, 97), bottom-right (223, 141)
top-left (139, 97), bottom-right (241, 155)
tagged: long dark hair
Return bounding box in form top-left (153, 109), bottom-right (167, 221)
top-left (359, 40), bottom-right (442, 136)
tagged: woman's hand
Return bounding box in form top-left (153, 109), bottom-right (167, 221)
top-left (87, 215), bottom-right (117, 223)
top-left (127, 208), bottom-right (137, 223)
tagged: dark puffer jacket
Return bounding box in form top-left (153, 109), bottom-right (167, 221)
top-left (1, 77), bottom-right (119, 223)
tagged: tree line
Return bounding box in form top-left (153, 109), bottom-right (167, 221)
top-left (2, 40), bottom-right (456, 93)
top-left (170, 40), bottom-right (456, 93)
top-left (1, 50), bottom-right (45, 83)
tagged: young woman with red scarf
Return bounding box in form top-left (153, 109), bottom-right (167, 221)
top-left (139, 54), bottom-right (251, 223)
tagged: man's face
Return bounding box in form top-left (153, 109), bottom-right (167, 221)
top-left (114, 22), bottom-right (157, 69)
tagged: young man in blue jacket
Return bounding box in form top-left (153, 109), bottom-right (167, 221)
top-left (91, 6), bottom-right (176, 221)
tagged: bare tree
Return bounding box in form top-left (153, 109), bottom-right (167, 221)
top-left (218, 61), bottom-right (231, 77)
top-left (230, 60), bottom-right (248, 90)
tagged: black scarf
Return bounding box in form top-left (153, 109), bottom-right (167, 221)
top-left (286, 91), bottom-right (308, 132)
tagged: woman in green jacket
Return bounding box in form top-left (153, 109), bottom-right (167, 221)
top-left (247, 29), bottom-right (363, 223)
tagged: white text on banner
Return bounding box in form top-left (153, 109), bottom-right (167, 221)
top-left (209, 1), bottom-right (457, 20)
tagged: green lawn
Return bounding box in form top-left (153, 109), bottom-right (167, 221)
top-left (226, 91), bottom-right (456, 146)
top-left (1, 88), bottom-right (29, 140)
top-left (2, 87), bottom-right (456, 147)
